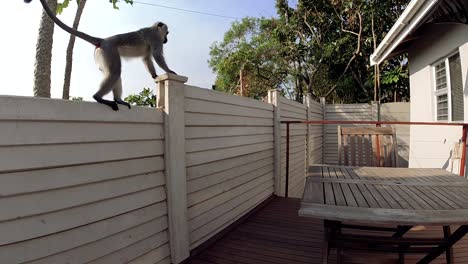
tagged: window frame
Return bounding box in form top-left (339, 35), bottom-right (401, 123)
top-left (432, 51), bottom-right (461, 122)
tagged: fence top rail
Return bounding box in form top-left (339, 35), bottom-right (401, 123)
top-left (280, 120), bottom-right (468, 127)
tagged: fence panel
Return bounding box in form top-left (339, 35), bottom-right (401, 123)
top-left (184, 86), bottom-right (275, 249)
top-left (0, 96), bottom-right (169, 264)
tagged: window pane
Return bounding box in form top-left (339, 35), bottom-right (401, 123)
top-left (450, 53), bottom-right (464, 121)
top-left (437, 94), bottom-right (448, 121)
top-left (435, 62), bottom-right (447, 91)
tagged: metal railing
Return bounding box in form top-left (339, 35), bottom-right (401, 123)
top-left (280, 120), bottom-right (468, 198)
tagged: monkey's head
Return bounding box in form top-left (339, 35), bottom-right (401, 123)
top-left (154, 22), bottom-right (169, 44)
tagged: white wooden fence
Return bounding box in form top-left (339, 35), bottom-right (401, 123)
top-left (0, 97), bottom-right (169, 264)
top-left (0, 74), bottom-right (411, 264)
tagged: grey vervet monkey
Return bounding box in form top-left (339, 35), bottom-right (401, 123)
top-left (25, 0), bottom-right (177, 111)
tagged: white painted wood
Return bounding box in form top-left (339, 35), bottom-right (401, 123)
top-left (188, 166), bottom-right (273, 207)
top-left (279, 96), bottom-right (306, 110)
top-left (281, 110), bottom-right (307, 120)
top-left (188, 173), bottom-right (273, 219)
top-left (186, 126), bottom-right (273, 139)
top-left (156, 257), bottom-right (172, 264)
top-left (29, 219), bottom-right (168, 264)
top-left (185, 98), bottom-right (273, 118)
top-left (157, 74), bottom-right (190, 263)
top-left (0, 96), bottom-right (163, 123)
top-left (0, 206), bottom-right (164, 263)
top-left (127, 243), bottom-right (171, 264)
top-left (0, 122), bottom-right (163, 146)
top-left (0, 157), bottom-right (164, 196)
top-left (185, 85), bottom-right (273, 111)
top-left (0, 140), bottom-right (163, 172)
top-left (185, 112), bottom-right (273, 126)
top-left (189, 193), bottom-right (268, 250)
top-left (305, 94), bottom-right (311, 169)
top-left (0, 191), bottom-right (166, 246)
top-left (186, 142), bottom-right (273, 167)
top-left (189, 181), bottom-right (273, 231)
top-left (188, 157), bottom-right (273, 193)
top-left (86, 231), bottom-right (168, 264)
top-left (280, 102), bottom-right (308, 115)
top-left (0, 175), bottom-right (165, 222)
top-left (186, 134), bottom-right (273, 153)
top-left (190, 187), bottom-right (272, 246)
top-left (187, 149), bottom-right (273, 180)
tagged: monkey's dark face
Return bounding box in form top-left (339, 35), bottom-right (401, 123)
top-left (155, 22), bottom-right (169, 44)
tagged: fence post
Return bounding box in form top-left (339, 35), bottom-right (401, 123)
top-left (320, 97), bottom-right (326, 164)
top-left (156, 73), bottom-right (190, 263)
top-left (371, 101), bottom-right (380, 122)
top-left (268, 89), bottom-right (282, 196)
top-left (305, 94), bottom-right (312, 168)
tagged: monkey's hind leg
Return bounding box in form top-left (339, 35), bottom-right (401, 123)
top-left (94, 47), bottom-right (120, 111)
top-left (113, 77), bottom-right (131, 109)
top-left (93, 95), bottom-right (119, 111)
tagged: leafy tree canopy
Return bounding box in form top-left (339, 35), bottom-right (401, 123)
top-left (209, 0), bottom-right (410, 103)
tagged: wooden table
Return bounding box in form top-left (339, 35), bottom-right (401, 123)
top-left (300, 165), bottom-right (468, 264)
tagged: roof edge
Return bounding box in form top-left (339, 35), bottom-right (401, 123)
top-left (370, 0), bottom-right (439, 65)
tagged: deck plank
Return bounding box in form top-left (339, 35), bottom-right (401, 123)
top-left (188, 198), bottom-right (468, 264)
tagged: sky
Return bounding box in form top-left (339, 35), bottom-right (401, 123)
top-left (0, 0), bottom-right (279, 101)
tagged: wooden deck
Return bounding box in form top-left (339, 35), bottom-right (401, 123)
top-left (188, 197), bottom-right (468, 264)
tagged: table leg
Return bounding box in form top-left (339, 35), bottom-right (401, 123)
top-left (393, 225), bottom-right (412, 264)
top-left (392, 225), bottom-right (412, 238)
top-left (323, 220), bottom-right (342, 264)
top-left (417, 225), bottom-right (468, 264)
top-left (443, 226), bottom-right (453, 264)
top-left (322, 221), bottom-right (332, 264)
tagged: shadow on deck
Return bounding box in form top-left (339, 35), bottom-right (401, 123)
top-left (188, 197), bottom-right (468, 264)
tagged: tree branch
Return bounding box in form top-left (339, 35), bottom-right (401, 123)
top-left (325, 11), bottom-right (363, 97)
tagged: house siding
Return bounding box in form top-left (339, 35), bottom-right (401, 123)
top-left (408, 23), bottom-right (468, 170)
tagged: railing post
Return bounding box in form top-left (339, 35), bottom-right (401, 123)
top-left (285, 122), bottom-right (290, 198)
top-left (320, 97), bottom-right (326, 164)
top-left (268, 89), bottom-right (282, 196)
top-left (156, 73), bottom-right (190, 263)
top-left (460, 125), bottom-right (467, 177)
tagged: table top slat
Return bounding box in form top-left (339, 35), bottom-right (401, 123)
top-left (336, 168), bottom-right (358, 207)
top-left (324, 182), bottom-right (335, 205)
top-left (302, 165), bottom-right (468, 225)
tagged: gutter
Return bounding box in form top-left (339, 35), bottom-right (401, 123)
top-left (370, 0), bottom-right (439, 65)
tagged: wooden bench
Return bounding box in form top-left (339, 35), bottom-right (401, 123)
top-left (338, 126), bottom-right (398, 167)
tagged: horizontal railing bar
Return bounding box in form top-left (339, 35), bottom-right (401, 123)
top-left (280, 120), bottom-right (468, 127)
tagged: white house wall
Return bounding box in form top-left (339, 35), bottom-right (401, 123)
top-left (408, 23), bottom-right (468, 170)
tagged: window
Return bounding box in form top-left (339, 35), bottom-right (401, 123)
top-left (434, 53), bottom-right (464, 121)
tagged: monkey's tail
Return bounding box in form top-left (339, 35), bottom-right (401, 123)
top-left (29, 0), bottom-right (103, 46)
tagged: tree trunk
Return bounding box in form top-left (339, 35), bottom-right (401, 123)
top-left (33, 0), bottom-right (58, 98)
top-left (63, 0), bottom-right (88, 100)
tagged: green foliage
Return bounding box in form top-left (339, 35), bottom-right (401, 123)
top-left (209, 17), bottom-right (290, 99)
top-left (109, 0), bottom-right (133, 10)
top-left (209, 0), bottom-right (410, 103)
top-left (124, 88), bottom-right (156, 107)
top-left (56, 0), bottom-right (133, 14)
